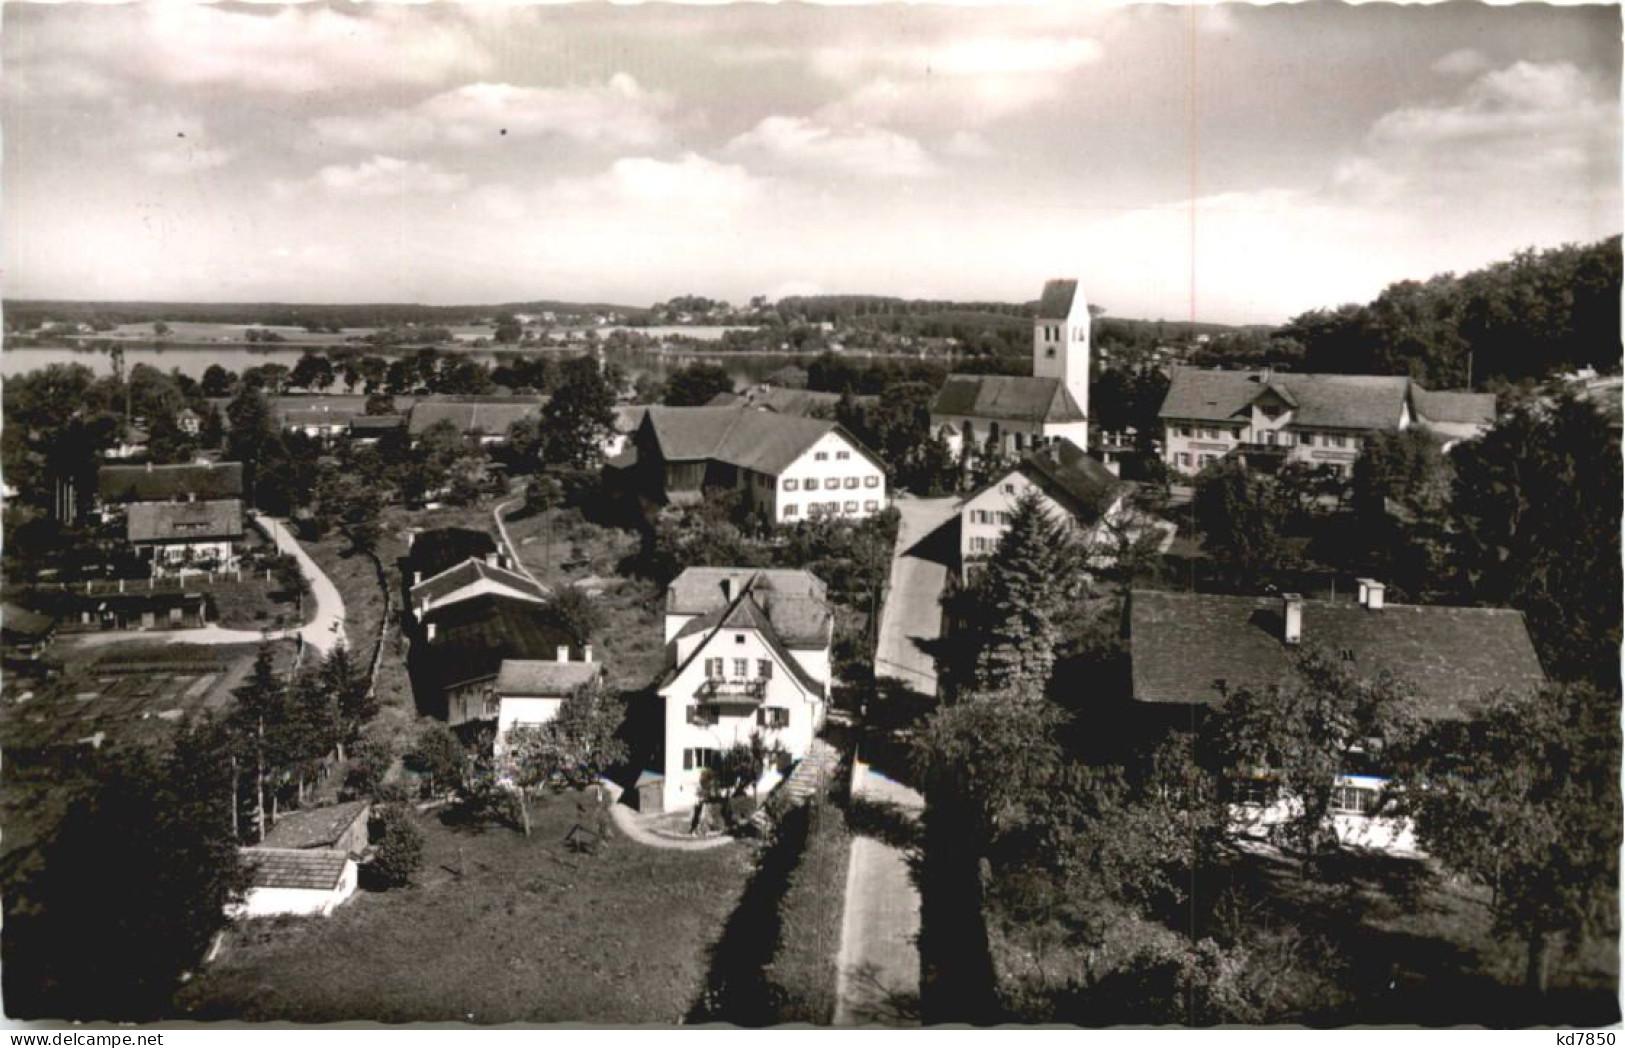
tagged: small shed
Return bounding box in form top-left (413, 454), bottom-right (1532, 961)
top-left (631, 771), bottom-right (666, 814)
top-left (234, 847), bottom-right (358, 919)
top-left (263, 800), bottom-right (372, 857)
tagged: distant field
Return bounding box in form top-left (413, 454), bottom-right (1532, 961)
top-left (105, 321), bottom-right (374, 345)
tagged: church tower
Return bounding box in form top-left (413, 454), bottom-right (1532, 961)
top-left (1031, 278), bottom-right (1091, 425)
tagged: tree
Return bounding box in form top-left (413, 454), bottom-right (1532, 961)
top-left (225, 386), bottom-right (277, 507)
top-left (662, 362), bottom-right (735, 406)
top-left (200, 363), bottom-right (236, 397)
top-left (540, 355), bottom-right (617, 469)
top-left (314, 467), bottom-right (388, 555)
top-left (1403, 682), bottom-right (1620, 995)
top-left (344, 729), bottom-right (396, 799)
top-left (542, 585), bottom-right (604, 648)
top-left (146, 409), bottom-right (198, 465)
top-left (320, 642), bottom-right (377, 759)
top-left (1192, 458), bottom-right (1294, 587)
top-left (369, 804), bottom-right (425, 888)
top-left (499, 683), bottom-right (627, 835)
top-left (404, 721), bottom-right (467, 798)
top-left (289, 352), bottom-right (336, 392)
top-left (364, 392), bottom-right (397, 416)
top-left (227, 645), bottom-right (285, 841)
top-left (152, 320), bottom-right (171, 337)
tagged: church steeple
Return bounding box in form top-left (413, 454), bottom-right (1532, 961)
top-left (1032, 279), bottom-right (1090, 428)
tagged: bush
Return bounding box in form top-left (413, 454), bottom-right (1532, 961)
top-left (764, 800), bottom-right (852, 1023)
top-left (343, 733), bottom-right (396, 799)
top-left (368, 805), bottom-right (424, 889)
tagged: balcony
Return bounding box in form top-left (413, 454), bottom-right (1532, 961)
top-left (695, 677), bottom-right (767, 702)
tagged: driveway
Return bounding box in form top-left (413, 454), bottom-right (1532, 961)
top-left (873, 496), bottom-right (958, 697)
top-left (833, 764), bottom-right (925, 1026)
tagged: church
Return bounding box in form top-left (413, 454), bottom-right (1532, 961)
top-left (931, 279), bottom-right (1092, 461)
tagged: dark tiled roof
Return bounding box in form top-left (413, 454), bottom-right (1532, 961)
top-left (494, 658), bottom-right (602, 697)
top-left (409, 397), bottom-right (545, 437)
top-left (1158, 368), bottom-right (1411, 430)
top-left (421, 593), bottom-right (577, 689)
top-left (967, 438), bottom-right (1125, 524)
top-left (667, 567), bottom-right (830, 648)
top-left (931, 375), bottom-right (1086, 424)
top-left (744, 388), bottom-right (877, 418)
top-left (1036, 279), bottom-right (1080, 318)
top-left (98, 462), bottom-right (244, 503)
top-left (411, 557), bottom-right (546, 608)
top-left (263, 801), bottom-right (370, 850)
top-left (642, 406), bottom-right (884, 476)
top-left (282, 408), bottom-right (356, 428)
top-left (1411, 388), bottom-right (1496, 427)
top-left (350, 414), bottom-right (406, 433)
top-left (2, 603), bottom-right (55, 640)
top-left (1128, 590), bottom-right (1546, 719)
top-left (127, 499), bottom-right (244, 544)
top-left (613, 405), bottom-right (649, 433)
top-left (408, 528), bottom-right (498, 579)
top-left (242, 847), bottom-right (350, 891)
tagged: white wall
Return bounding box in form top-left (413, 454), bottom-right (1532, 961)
top-left (768, 430), bottom-right (887, 525)
top-left (233, 862), bottom-right (358, 919)
top-left (1031, 287), bottom-right (1092, 424)
top-left (657, 625), bottom-right (824, 812)
top-left (958, 468), bottom-right (1125, 577)
top-left (415, 577), bottom-right (545, 619)
top-left (1228, 774), bottom-right (1421, 857)
top-left (935, 416), bottom-right (1089, 461)
top-left (494, 696), bottom-right (565, 758)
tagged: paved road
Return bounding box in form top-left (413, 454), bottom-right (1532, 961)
top-left (61, 514), bottom-right (348, 658)
top-left (833, 766), bottom-right (925, 1026)
top-left (872, 496), bottom-right (958, 697)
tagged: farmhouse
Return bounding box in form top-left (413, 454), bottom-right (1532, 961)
top-left (621, 406), bottom-right (887, 523)
top-left (653, 568), bottom-right (832, 813)
top-left (97, 461), bottom-right (244, 518)
top-left (263, 800), bottom-right (371, 858)
top-left (1126, 585), bottom-right (1547, 855)
top-left (233, 847), bottom-right (358, 919)
top-left (1158, 367), bottom-right (1497, 476)
top-left (414, 592), bottom-right (582, 727)
top-left (126, 499), bottom-right (244, 568)
top-left (408, 395), bottom-right (546, 445)
top-left (931, 279), bottom-right (1092, 460)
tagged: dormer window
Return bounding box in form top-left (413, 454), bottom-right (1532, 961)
top-left (1045, 348), bottom-right (1056, 359)
top-left (1260, 404), bottom-right (1282, 420)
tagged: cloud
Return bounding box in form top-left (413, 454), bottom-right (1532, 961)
top-left (136, 146), bottom-right (237, 177)
top-left (1433, 48), bottom-right (1491, 77)
top-left (274, 156), bottom-right (470, 200)
top-left (727, 116), bottom-right (939, 178)
top-left (1371, 61), bottom-right (1608, 146)
top-left (810, 35), bottom-right (1102, 82)
top-left (310, 75), bottom-right (675, 153)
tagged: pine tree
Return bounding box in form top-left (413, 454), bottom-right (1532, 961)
top-left (227, 645), bottom-right (285, 841)
top-left (965, 490), bottom-right (1082, 696)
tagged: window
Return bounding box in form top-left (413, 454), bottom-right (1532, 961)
top-left (825, 501), bottom-right (840, 514)
top-left (757, 707), bottom-right (790, 729)
top-left (1279, 431), bottom-right (1294, 446)
top-left (815, 451), bottom-right (829, 461)
top-left (1330, 434), bottom-right (1347, 448)
top-left (1230, 778), bottom-right (1280, 807)
top-left (996, 511), bottom-right (1012, 525)
top-left (970, 537), bottom-right (989, 553)
top-left (784, 479), bottom-right (799, 491)
top-left (836, 450), bottom-right (851, 460)
top-left (825, 478), bottom-right (841, 490)
top-left (864, 500), bottom-right (879, 511)
top-left (705, 658), bottom-right (724, 679)
top-left (844, 477), bottom-right (858, 489)
top-left (1177, 425), bottom-right (1192, 438)
top-left (1301, 432), bottom-right (1315, 447)
top-left (1232, 427), bottom-right (1244, 440)
top-left (807, 503), bottom-right (824, 518)
top-left (1177, 452), bottom-right (1192, 467)
top-left (1261, 404), bottom-right (1282, 420)
top-left (1002, 483), bottom-right (1015, 494)
top-left (784, 504), bottom-right (799, 517)
top-left (803, 477), bottom-right (817, 490)
top-left (1330, 784), bottom-right (1379, 815)
top-left (684, 747), bottom-right (722, 772)
top-left (864, 476), bottom-right (879, 488)
top-left (758, 659), bottom-right (773, 679)
top-left (733, 658), bottom-right (749, 678)
top-left (844, 500), bottom-right (859, 513)
top-left (1045, 347), bottom-right (1056, 359)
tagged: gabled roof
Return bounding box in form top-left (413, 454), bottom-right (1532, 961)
top-left (408, 528), bottom-right (499, 579)
top-left (409, 397), bottom-right (545, 437)
top-left (1158, 368), bottom-right (1412, 430)
top-left (640, 406), bottom-right (884, 476)
top-left (966, 438), bottom-right (1126, 524)
top-left (931, 375), bottom-right (1086, 424)
top-left (98, 462), bottom-right (244, 503)
top-left (349, 414), bottom-right (405, 433)
top-left (1410, 387), bottom-right (1497, 427)
top-left (1128, 589), bottom-right (1547, 720)
top-left (410, 557), bottom-right (546, 608)
top-left (1036, 279), bottom-right (1080, 319)
top-left (667, 567), bottom-right (831, 648)
top-left (661, 574), bottom-right (827, 699)
top-left (127, 499), bottom-right (244, 544)
top-left (242, 847), bottom-right (350, 891)
top-left (282, 408), bottom-right (356, 428)
top-left (740, 387), bottom-right (877, 418)
top-left (494, 658), bottom-right (602, 698)
top-left (263, 801), bottom-right (370, 851)
top-left (420, 593), bottom-right (577, 689)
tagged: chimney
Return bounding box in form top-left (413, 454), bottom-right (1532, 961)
top-left (425, 622), bottom-right (437, 641)
top-left (583, 644), bottom-right (593, 663)
top-left (720, 578), bottom-right (733, 601)
top-left (413, 570), bottom-right (422, 586)
top-left (1282, 594), bottom-right (1303, 645)
top-left (486, 552), bottom-right (500, 567)
top-left (1365, 581), bottom-right (1385, 611)
top-left (557, 645), bottom-right (570, 662)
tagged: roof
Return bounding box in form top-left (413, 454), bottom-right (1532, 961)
top-left (1158, 368), bottom-right (1411, 430)
top-left (662, 574), bottom-right (828, 698)
top-left (667, 567), bottom-right (831, 648)
top-left (613, 405), bottom-right (649, 433)
top-left (931, 375), bottom-right (1086, 424)
top-left (349, 414), bottom-right (405, 432)
top-left (420, 593), bottom-right (577, 689)
top-left (127, 499), bottom-right (244, 544)
top-left (1411, 388), bottom-right (1497, 427)
top-left (408, 527), bottom-right (498, 578)
top-left (409, 396), bottom-right (545, 437)
top-left (641, 405), bottom-right (884, 476)
top-left (411, 557), bottom-right (546, 607)
top-left (263, 801), bottom-right (370, 850)
top-left (1128, 589), bottom-right (1547, 719)
top-left (282, 407), bottom-right (356, 428)
top-left (967, 438), bottom-right (1125, 524)
top-left (242, 847), bottom-right (351, 891)
top-left (2, 604), bottom-right (55, 640)
top-left (98, 462), bottom-right (244, 503)
top-left (494, 658), bottom-right (602, 697)
top-left (741, 387), bottom-right (876, 418)
top-left (1036, 279), bottom-right (1080, 319)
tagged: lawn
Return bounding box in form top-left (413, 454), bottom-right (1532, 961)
top-left (173, 795), bottom-right (753, 1024)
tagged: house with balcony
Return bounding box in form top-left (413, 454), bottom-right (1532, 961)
top-left (653, 568), bottom-right (832, 813)
top-left (127, 499), bottom-right (244, 569)
top-left (619, 406), bottom-right (887, 524)
top-left (1158, 367), bottom-right (1497, 476)
top-left (1126, 583), bottom-right (1547, 855)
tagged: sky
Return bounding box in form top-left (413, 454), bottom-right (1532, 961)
top-left (2, 1), bottom-right (1619, 325)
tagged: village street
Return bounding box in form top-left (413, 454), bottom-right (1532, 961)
top-left (872, 496), bottom-right (957, 696)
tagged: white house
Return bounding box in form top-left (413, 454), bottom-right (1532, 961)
top-left (957, 438), bottom-right (1131, 580)
top-left (232, 847), bottom-right (358, 919)
top-left (490, 656), bottom-right (604, 759)
top-left (654, 568), bottom-right (832, 813)
top-left (126, 499), bottom-right (243, 568)
top-left (932, 279), bottom-right (1092, 460)
top-left (625, 406), bottom-right (888, 525)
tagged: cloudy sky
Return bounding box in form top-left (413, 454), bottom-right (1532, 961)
top-left (3, 2), bottom-right (1619, 324)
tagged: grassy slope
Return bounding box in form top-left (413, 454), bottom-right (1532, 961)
top-left (173, 797), bottom-right (750, 1024)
